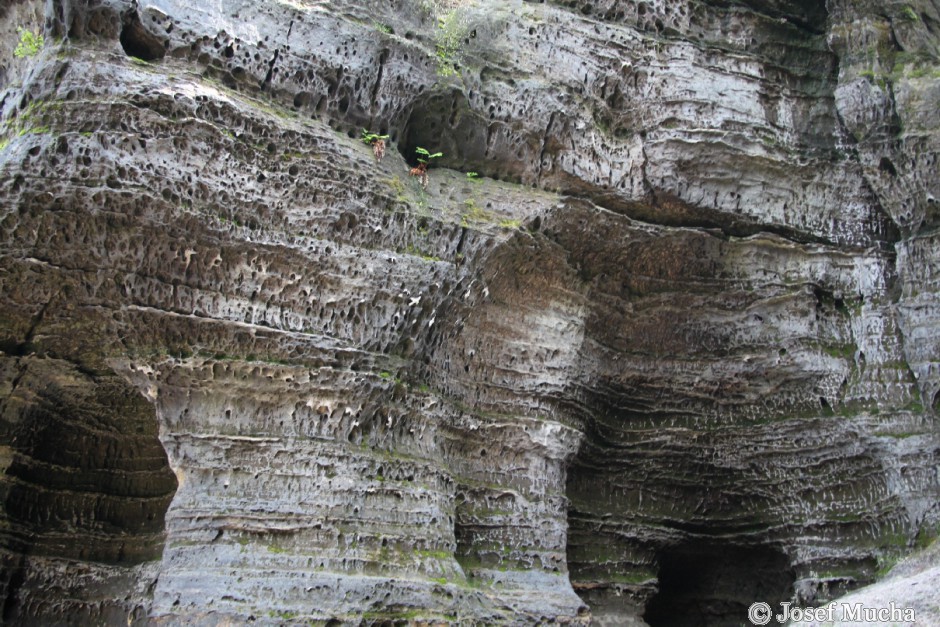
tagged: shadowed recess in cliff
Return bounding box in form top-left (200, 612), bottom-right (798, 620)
top-left (396, 87), bottom-right (536, 184)
top-left (0, 356), bottom-right (177, 622)
top-left (119, 10), bottom-right (166, 62)
top-left (642, 541), bottom-right (794, 627)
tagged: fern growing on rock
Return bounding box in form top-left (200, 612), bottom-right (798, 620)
top-left (409, 147), bottom-right (442, 189)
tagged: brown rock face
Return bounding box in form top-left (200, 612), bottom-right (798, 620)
top-left (0, 0), bottom-right (938, 624)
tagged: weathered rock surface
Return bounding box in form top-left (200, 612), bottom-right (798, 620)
top-left (0, 0), bottom-right (938, 624)
top-left (789, 539), bottom-right (940, 627)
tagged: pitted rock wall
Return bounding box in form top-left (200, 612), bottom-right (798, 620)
top-left (0, 0), bottom-right (938, 625)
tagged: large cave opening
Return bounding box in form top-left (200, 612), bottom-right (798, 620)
top-left (643, 540), bottom-right (794, 627)
top-left (0, 357), bottom-right (178, 622)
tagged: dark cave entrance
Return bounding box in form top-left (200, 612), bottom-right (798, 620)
top-left (0, 358), bottom-right (178, 622)
top-left (119, 11), bottom-right (166, 62)
top-left (395, 89), bottom-right (494, 175)
top-left (643, 540), bottom-right (794, 627)
top-left (397, 90), bottom-right (472, 167)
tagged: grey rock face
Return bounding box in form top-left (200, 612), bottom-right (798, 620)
top-left (0, 0), bottom-right (938, 625)
top-left (789, 539), bottom-right (940, 627)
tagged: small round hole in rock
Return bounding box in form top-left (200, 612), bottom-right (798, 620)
top-left (879, 157), bottom-right (898, 177)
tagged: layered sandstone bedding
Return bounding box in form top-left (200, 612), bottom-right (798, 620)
top-left (0, 0), bottom-right (938, 624)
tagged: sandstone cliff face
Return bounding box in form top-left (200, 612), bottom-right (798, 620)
top-left (0, 0), bottom-right (938, 624)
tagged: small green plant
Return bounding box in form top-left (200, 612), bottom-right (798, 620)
top-left (409, 147), bottom-right (442, 189)
top-left (435, 10), bottom-right (469, 77)
top-left (403, 244), bottom-right (441, 262)
top-left (466, 171), bottom-right (480, 181)
top-left (461, 197), bottom-right (494, 225)
top-left (386, 175), bottom-right (407, 203)
top-left (14, 27), bottom-right (44, 58)
top-left (899, 6), bottom-right (919, 21)
top-left (361, 129), bottom-right (389, 161)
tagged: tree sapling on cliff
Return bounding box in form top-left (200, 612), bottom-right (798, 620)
top-left (410, 147), bottom-right (442, 190)
top-left (361, 129), bottom-right (389, 161)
